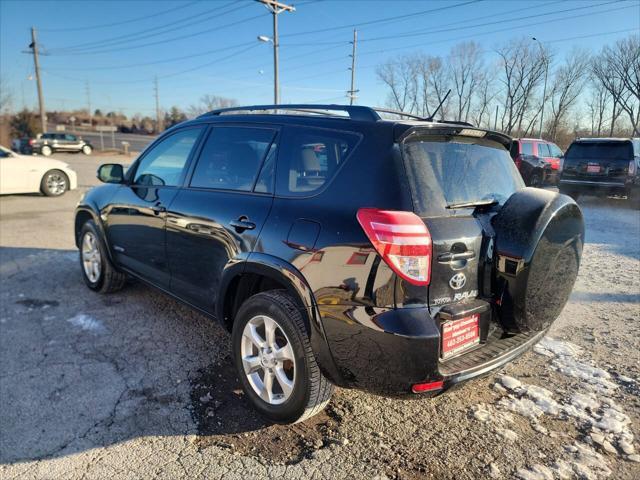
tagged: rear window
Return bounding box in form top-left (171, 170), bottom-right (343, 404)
top-left (402, 134), bottom-right (524, 216)
top-left (566, 142), bottom-right (632, 161)
top-left (522, 141), bottom-right (534, 155)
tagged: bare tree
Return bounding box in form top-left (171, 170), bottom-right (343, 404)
top-left (591, 36), bottom-right (640, 135)
top-left (586, 77), bottom-right (609, 136)
top-left (449, 41), bottom-right (484, 122)
top-left (495, 39), bottom-right (548, 136)
top-left (0, 77), bottom-right (12, 113)
top-left (187, 94), bottom-right (238, 118)
top-left (547, 50), bottom-right (589, 141)
top-left (376, 56), bottom-right (418, 113)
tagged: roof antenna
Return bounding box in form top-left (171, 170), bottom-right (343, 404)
top-left (425, 89), bottom-right (451, 122)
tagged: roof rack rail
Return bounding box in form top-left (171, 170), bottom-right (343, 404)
top-left (202, 104), bottom-right (381, 122)
top-left (372, 107), bottom-right (426, 121)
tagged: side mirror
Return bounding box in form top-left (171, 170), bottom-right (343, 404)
top-left (97, 163), bottom-right (125, 184)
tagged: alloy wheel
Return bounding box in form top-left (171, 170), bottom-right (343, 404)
top-left (82, 232), bottom-right (102, 283)
top-left (46, 173), bottom-right (66, 195)
top-left (240, 315), bottom-right (296, 405)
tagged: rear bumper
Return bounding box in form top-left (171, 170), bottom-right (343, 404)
top-left (559, 178), bottom-right (635, 196)
top-left (320, 302), bottom-right (544, 395)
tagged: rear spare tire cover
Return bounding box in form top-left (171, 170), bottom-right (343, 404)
top-left (492, 188), bottom-right (584, 332)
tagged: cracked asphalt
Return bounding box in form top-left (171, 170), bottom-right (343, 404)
top-left (1, 153), bottom-right (639, 479)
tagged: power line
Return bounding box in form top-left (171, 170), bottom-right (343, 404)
top-left (46, 11), bottom-right (266, 56)
top-left (47, 2), bottom-right (243, 53)
top-left (39, 1), bottom-right (201, 32)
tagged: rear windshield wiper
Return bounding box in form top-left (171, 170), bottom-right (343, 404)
top-left (446, 199), bottom-right (499, 209)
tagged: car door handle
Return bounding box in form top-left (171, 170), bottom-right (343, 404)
top-left (151, 204), bottom-right (166, 215)
top-left (437, 251), bottom-right (475, 263)
top-left (229, 217), bottom-right (256, 232)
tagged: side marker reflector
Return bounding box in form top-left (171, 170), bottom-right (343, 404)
top-left (411, 380), bottom-right (444, 393)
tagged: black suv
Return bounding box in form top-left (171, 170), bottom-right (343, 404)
top-left (559, 137), bottom-right (640, 207)
top-left (75, 105), bottom-right (584, 424)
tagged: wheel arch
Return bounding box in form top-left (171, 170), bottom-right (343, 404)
top-left (74, 206), bottom-right (116, 263)
top-left (217, 252), bottom-right (344, 386)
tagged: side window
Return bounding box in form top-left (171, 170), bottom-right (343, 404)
top-left (254, 142), bottom-right (278, 193)
top-left (65, 134), bottom-right (77, 141)
top-left (276, 126), bottom-right (360, 196)
top-left (133, 128), bottom-right (203, 187)
top-left (549, 144), bottom-right (563, 158)
top-left (190, 126), bottom-right (276, 192)
top-left (537, 143), bottom-right (551, 157)
top-left (521, 141), bottom-right (534, 155)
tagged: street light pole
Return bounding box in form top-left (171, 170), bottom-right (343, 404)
top-left (256, 0), bottom-right (295, 105)
top-left (533, 37), bottom-right (548, 139)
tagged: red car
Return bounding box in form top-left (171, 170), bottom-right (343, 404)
top-left (510, 138), bottom-right (563, 187)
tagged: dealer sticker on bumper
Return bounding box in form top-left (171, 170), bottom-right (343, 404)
top-left (441, 313), bottom-right (480, 359)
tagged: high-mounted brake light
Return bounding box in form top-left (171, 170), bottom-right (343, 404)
top-left (356, 208), bottom-right (432, 286)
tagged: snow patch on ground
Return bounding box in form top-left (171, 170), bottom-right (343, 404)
top-left (66, 314), bottom-right (105, 333)
top-left (473, 336), bottom-right (637, 478)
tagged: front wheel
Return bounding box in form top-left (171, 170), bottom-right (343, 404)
top-left (232, 290), bottom-right (334, 424)
top-left (40, 145), bottom-right (53, 156)
top-left (82, 144), bottom-right (92, 155)
top-left (79, 220), bottom-right (127, 293)
top-left (41, 169), bottom-right (68, 196)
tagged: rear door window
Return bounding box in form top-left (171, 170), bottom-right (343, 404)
top-left (402, 134), bottom-right (524, 216)
top-left (275, 126), bottom-right (360, 196)
top-left (189, 126), bottom-right (277, 192)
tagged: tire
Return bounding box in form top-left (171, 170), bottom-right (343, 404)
top-left (40, 169), bottom-right (69, 196)
top-left (560, 189), bottom-right (581, 201)
top-left (41, 145), bottom-right (52, 156)
top-left (82, 144), bottom-right (92, 155)
top-left (79, 220), bottom-right (127, 293)
top-left (232, 290), bottom-right (334, 424)
top-left (529, 172), bottom-right (543, 188)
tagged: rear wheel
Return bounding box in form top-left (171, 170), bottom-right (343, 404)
top-left (41, 145), bottom-right (53, 156)
top-left (529, 172), bottom-right (543, 188)
top-left (40, 170), bottom-right (68, 196)
top-left (232, 290), bottom-right (334, 424)
top-left (79, 220), bottom-right (127, 293)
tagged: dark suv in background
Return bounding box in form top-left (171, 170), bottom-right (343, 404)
top-left (510, 138), bottom-right (563, 186)
top-left (559, 138), bottom-right (640, 207)
top-left (31, 132), bottom-right (93, 156)
top-left (75, 105), bottom-right (584, 423)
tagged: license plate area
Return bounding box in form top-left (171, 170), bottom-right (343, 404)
top-left (587, 163), bottom-right (601, 173)
top-left (441, 313), bottom-right (480, 360)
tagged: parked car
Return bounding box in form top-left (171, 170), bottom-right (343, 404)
top-left (31, 132), bottom-right (93, 156)
top-left (12, 137), bottom-right (35, 154)
top-left (559, 138), bottom-right (640, 207)
top-left (74, 105), bottom-right (584, 424)
top-left (510, 138), bottom-right (563, 186)
top-left (0, 145), bottom-right (77, 196)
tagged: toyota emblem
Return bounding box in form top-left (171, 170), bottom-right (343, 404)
top-left (449, 272), bottom-right (466, 290)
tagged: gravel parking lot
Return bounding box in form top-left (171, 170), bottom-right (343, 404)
top-left (1, 152), bottom-right (639, 479)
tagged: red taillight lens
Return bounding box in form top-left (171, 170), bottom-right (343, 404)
top-left (28, 139), bottom-right (35, 145)
top-left (514, 154), bottom-right (522, 169)
top-left (411, 380), bottom-right (444, 393)
top-left (356, 208), bottom-right (432, 286)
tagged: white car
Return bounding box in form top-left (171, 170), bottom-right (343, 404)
top-left (0, 145), bottom-right (78, 196)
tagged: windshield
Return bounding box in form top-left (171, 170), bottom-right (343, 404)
top-left (566, 142), bottom-right (632, 161)
top-left (402, 134), bottom-right (524, 216)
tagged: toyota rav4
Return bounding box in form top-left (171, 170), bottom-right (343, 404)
top-left (75, 105), bottom-right (584, 424)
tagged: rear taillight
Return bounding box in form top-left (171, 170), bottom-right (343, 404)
top-left (630, 160), bottom-right (637, 175)
top-left (356, 208), bottom-right (432, 286)
top-left (514, 154), bottom-right (522, 170)
top-left (28, 139), bottom-right (35, 145)
top-left (548, 159), bottom-right (560, 170)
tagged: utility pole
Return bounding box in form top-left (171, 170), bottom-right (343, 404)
top-left (154, 76), bottom-right (163, 133)
top-left (348, 29), bottom-right (358, 105)
top-left (29, 27), bottom-right (46, 134)
top-left (86, 80), bottom-right (92, 128)
top-left (256, 0), bottom-right (295, 105)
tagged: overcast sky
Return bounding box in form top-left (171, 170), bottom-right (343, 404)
top-left (1, 0), bottom-right (639, 116)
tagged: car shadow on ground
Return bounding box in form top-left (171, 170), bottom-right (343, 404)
top-left (0, 246), bottom-right (346, 467)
